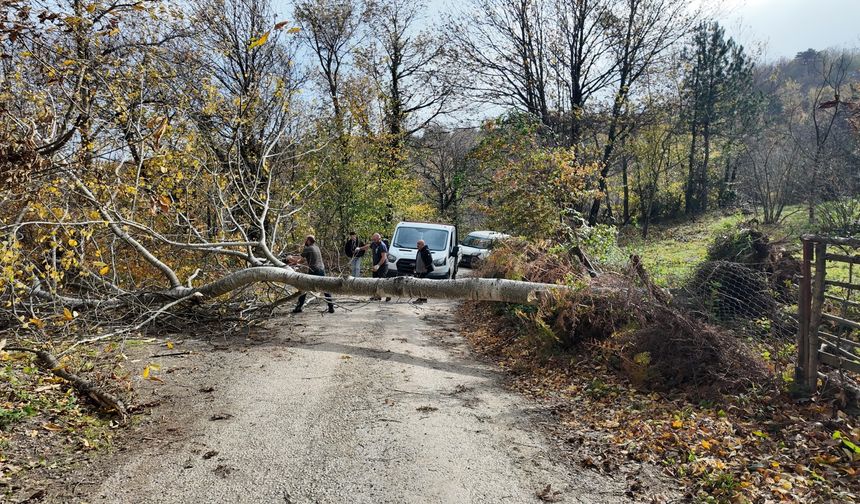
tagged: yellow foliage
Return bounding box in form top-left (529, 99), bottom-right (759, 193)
top-left (248, 31), bottom-right (270, 49)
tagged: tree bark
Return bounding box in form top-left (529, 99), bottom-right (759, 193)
top-left (621, 156), bottom-right (630, 225)
top-left (192, 267), bottom-right (568, 306)
top-left (685, 123), bottom-right (699, 215)
top-left (699, 121), bottom-right (711, 213)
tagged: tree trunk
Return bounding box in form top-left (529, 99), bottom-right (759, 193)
top-left (699, 122), bottom-right (711, 214)
top-left (685, 125), bottom-right (699, 215)
top-left (622, 156), bottom-right (630, 225)
top-left (719, 155), bottom-right (732, 208)
top-left (192, 267), bottom-right (569, 306)
top-left (808, 148), bottom-right (823, 224)
top-left (588, 87), bottom-right (626, 225)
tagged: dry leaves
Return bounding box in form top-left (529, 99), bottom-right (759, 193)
top-left (459, 302), bottom-right (860, 503)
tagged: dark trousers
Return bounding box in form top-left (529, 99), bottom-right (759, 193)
top-left (296, 268), bottom-right (334, 310)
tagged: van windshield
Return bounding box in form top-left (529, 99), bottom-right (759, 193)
top-left (462, 235), bottom-right (494, 249)
top-left (393, 227), bottom-right (449, 251)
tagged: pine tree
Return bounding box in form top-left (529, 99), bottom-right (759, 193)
top-left (681, 22), bottom-right (754, 215)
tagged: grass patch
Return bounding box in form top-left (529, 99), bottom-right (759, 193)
top-left (621, 206), bottom-right (814, 287)
top-left (622, 212), bottom-right (747, 287)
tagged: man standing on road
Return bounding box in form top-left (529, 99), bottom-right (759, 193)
top-left (412, 239), bottom-right (434, 304)
top-left (344, 231), bottom-right (364, 277)
top-left (357, 233), bottom-right (390, 301)
top-left (287, 235), bottom-right (335, 314)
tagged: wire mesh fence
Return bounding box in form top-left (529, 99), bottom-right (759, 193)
top-left (671, 259), bottom-right (800, 339)
top-left (664, 236), bottom-right (860, 394)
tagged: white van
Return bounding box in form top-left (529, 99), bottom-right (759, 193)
top-left (387, 222), bottom-right (461, 279)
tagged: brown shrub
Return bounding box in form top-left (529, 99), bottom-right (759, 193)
top-left (551, 288), bottom-right (770, 395)
top-left (477, 238), bottom-right (586, 284)
top-left (627, 305), bottom-right (770, 395)
top-left (473, 242), bottom-right (770, 395)
top-left (704, 227), bottom-right (800, 303)
top-left (683, 260), bottom-right (777, 322)
top-left (546, 287), bottom-right (637, 349)
top-left (708, 228), bottom-right (770, 265)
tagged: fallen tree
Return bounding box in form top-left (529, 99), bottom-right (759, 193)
top-left (3, 112), bottom-right (570, 340)
top-left (193, 266), bottom-right (565, 305)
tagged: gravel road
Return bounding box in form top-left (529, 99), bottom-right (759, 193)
top-left (84, 294), bottom-right (630, 503)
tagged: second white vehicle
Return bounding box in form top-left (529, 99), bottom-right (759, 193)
top-left (458, 230), bottom-right (510, 268)
top-left (387, 222), bottom-right (461, 279)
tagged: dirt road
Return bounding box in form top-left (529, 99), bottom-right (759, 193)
top-left (80, 294), bottom-right (631, 503)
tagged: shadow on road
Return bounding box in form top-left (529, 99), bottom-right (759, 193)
top-left (283, 339), bottom-right (500, 380)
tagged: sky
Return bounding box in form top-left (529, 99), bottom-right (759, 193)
top-left (419, 0), bottom-right (860, 62)
top-left (272, 0), bottom-right (860, 125)
top-left (273, 0), bottom-right (860, 62)
top-left (719, 0), bottom-right (860, 60)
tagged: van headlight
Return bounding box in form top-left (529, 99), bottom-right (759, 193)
top-left (433, 258), bottom-right (445, 266)
top-left (388, 254), bottom-right (397, 262)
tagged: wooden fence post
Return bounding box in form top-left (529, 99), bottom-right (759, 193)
top-left (795, 239), bottom-right (813, 396)
top-left (806, 242), bottom-right (827, 393)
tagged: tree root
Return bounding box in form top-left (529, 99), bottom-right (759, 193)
top-left (5, 346), bottom-right (129, 421)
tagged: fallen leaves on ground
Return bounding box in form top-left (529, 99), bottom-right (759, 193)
top-left (0, 344), bottom-right (127, 499)
top-left (536, 483), bottom-right (563, 502)
top-left (459, 302), bottom-right (860, 503)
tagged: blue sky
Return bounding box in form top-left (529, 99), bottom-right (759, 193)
top-left (274, 0), bottom-right (860, 62)
top-left (719, 0), bottom-right (860, 60)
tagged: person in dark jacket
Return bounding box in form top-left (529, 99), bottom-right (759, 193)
top-left (344, 231), bottom-right (365, 277)
top-left (355, 233), bottom-right (390, 301)
top-left (287, 235), bottom-right (334, 313)
top-left (412, 239), bottom-right (434, 304)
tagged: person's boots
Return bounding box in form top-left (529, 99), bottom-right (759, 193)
top-left (328, 304), bottom-right (335, 313)
top-left (292, 306), bottom-right (303, 313)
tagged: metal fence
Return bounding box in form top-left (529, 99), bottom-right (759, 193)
top-left (671, 254), bottom-right (800, 344)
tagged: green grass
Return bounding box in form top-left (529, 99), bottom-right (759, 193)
top-left (620, 205), bottom-right (814, 288)
top-left (621, 212), bottom-right (745, 287)
top-left (0, 407), bottom-right (33, 430)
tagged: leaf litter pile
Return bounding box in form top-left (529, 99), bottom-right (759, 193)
top-left (460, 244), bottom-right (860, 503)
top-left (0, 342), bottom-right (130, 500)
